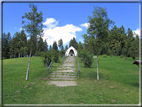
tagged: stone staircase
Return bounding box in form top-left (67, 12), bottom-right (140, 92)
top-left (48, 56), bottom-right (77, 87)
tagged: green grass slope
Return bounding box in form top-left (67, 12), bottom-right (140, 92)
top-left (3, 56), bottom-right (139, 104)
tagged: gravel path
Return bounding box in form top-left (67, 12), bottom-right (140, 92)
top-left (47, 56), bottom-right (77, 87)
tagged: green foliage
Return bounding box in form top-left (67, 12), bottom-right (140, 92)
top-left (37, 36), bottom-right (45, 52)
top-left (65, 45), bottom-right (68, 51)
top-left (53, 41), bottom-right (58, 51)
top-left (58, 39), bottom-right (63, 50)
top-left (120, 55), bottom-right (124, 58)
top-left (22, 3), bottom-right (44, 56)
top-left (41, 52), bottom-right (52, 66)
top-left (108, 48), bottom-right (112, 56)
top-left (77, 50), bottom-right (82, 58)
top-left (53, 50), bottom-right (59, 63)
top-left (99, 44), bottom-right (108, 55)
top-left (2, 32), bottom-right (11, 59)
top-left (78, 41), bottom-right (83, 50)
top-left (83, 54), bottom-right (93, 68)
top-left (60, 50), bottom-right (65, 57)
top-left (84, 6), bottom-right (113, 55)
top-left (35, 51), bottom-right (41, 56)
top-left (69, 37), bottom-right (78, 50)
top-left (20, 46), bottom-right (28, 56)
top-left (49, 45), bottom-right (52, 51)
top-left (87, 6), bottom-right (113, 42)
top-left (61, 45), bottom-right (64, 50)
top-left (80, 50), bottom-right (93, 68)
top-left (103, 54), bottom-right (107, 58)
top-left (78, 42), bottom-right (84, 58)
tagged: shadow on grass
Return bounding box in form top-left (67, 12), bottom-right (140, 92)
top-left (128, 82), bottom-right (139, 88)
top-left (81, 70), bottom-right (105, 80)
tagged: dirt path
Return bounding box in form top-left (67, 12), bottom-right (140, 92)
top-left (47, 56), bottom-right (77, 87)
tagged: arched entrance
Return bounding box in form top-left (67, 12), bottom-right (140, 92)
top-left (69, 49), bottom-right (74, 56)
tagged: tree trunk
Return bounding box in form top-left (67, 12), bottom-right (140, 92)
top-left (14, 52), bottom-right (15, 58)
top-left (97, 49), bottom-right (99, 81)
top-left (26, 48), bottom-right (32, 80)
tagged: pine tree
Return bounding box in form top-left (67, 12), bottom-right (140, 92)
top-left (2, 32), bottom-right (11, 59)
top-left (58, 39), bottom-right (63, 50)
top-left (49, 45), bottom-right (52, 51)
top-left (69, 37), bottom-right (78, 49)
top-left (37, 36), bottom-right (44, 52)
top-left (126, 28), bottom-right (135, 58)
top-left (53, 41), bottom-right (58, 51)
top-left (65, 45), bottom-right (68, 51)
top-left (9, 32), bottom-right (18, 58)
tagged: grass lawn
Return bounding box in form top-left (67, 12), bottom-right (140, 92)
top-left (3, 55), bottom-right (139, 104)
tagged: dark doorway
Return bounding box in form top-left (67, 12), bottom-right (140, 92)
top-left (69, 49), bottom-right (74, 56)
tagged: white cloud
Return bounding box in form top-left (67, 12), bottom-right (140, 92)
top-left (14, 27), bottom-right (17, 29)
top-left (133, 28), bottom-right (141, 38)
top-left (42, 18), bottom-right (82, 46)
top-left (80, 23), bottom-right (90, 29)
top-left (20, 27), bottom-right (25, 31)
top-left (43, 18), bottom-right (58, 28)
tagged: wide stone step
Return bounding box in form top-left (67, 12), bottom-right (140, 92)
top-left (50, 78), bottom-right (77, 81)
top-left (50, 73), bottom-right (76, 76)
top-left (50, 75), bottom-right (77, 78)
top-left (63, 64), bottom-right (75, 66)
top-left (48, 81), bottom-right (77, 87)
top-left (57, 67), bottom-right (76, 70)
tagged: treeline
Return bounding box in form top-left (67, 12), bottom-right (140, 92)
top-left (80, 6), bottom-right (140, 60)
top-left (83, 26), bottom-right (139, 59)
top-left (2, 30), bottom-right (75, 61)
top-left (3, 25), bottom-right (139, 60)
top-left (2, 30), bottom-right (48, 59)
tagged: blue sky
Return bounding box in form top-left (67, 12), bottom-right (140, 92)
top-left (3, 2), bottom-right (139, 47)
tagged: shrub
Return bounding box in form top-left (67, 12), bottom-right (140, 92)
top-left (83, 53), bottom-right (93, 68)
top-left (80, 50), bottom-right (93, 68)
top-left (80, 50), bottom-right (86, 62)
top-left (53, 50), bottom-right (59, 63)
top-left (103, 54), bottom-right (107, 58)
top-left (120, 55), bottom-right (124, 58)
top-left (41, 52), bottom-right (52, 67)
top-left (60, 50), bottom-right (65, 57)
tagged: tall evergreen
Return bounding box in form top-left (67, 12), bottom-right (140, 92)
top-left (2, 32), bottom-right (11, 59)
top-left (69, 37), bottom-right (78, 50)
top-left (49, 45), bottom-right (52, 51)
top-left (37, 36), bottom-right (44, 52)
top-left (53, 41), bottom-right (58, 51)
top-left (58, 39), bottom-right (63, 50)
top-left (65, 45), bottom-right (68, 51)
